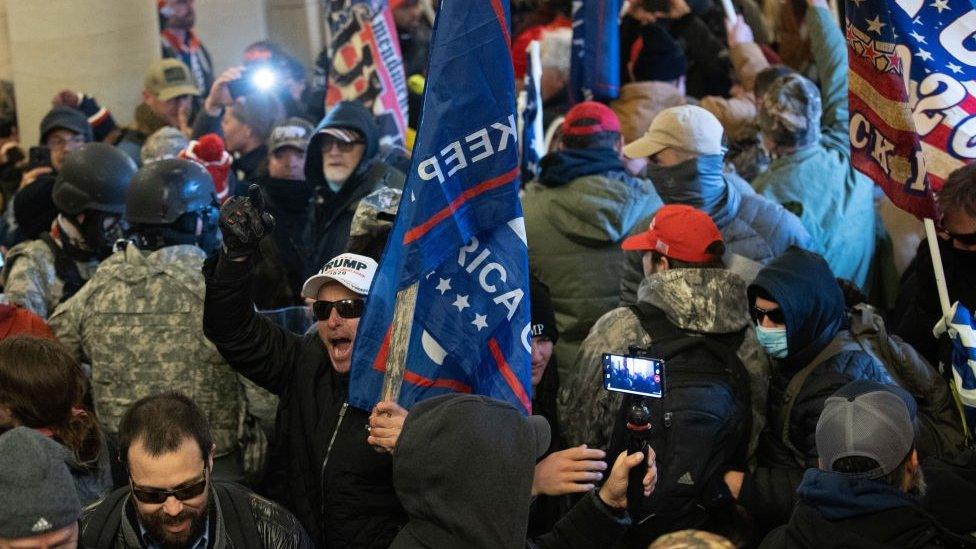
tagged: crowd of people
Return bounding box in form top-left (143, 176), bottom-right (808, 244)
top-left (1, 0), bottom-right (976, 548)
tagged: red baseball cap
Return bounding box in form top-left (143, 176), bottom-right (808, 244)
top-left (562, 101), bottom-right (621, 137)
top-left (621, 205), bottom-right (724, 263)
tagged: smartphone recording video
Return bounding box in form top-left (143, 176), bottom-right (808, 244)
top-left (602, 353), bottom-right (664, 398)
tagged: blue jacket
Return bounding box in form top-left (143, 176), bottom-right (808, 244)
top-left (751, 6), bottom-right (876, 288)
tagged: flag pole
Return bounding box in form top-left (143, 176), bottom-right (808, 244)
top-left (380, 282), bottom-right (419, 403)
top-left (923, 218), bottom-right (952, 317)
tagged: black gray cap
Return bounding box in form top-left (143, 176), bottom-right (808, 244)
top-left (816, 380), bottom-right (917, 479)
top-left (758, 73), bottom-right (822, 149)
top-left (268, 117), bottom-right (314, 153)
top-left (0, 427), bottom-right (81, 539)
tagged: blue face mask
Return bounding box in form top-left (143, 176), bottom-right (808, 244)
top-left (755, 325), bottom-right (789, 359)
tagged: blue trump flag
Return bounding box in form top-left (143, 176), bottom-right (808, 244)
top-left (569, 0), bottom-right (621, 103)
top-left (348, 0), bottom-right (533, 414)
top-left (521, 41), bottom-right (545, 183)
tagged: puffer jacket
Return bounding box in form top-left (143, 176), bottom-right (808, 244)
top-left (80, 482), bottom-right (312, 548)
top-left (751, 6), bottom-right (876, 288)
top-left (202, 253), bottom-right (405, 547)
top-left (560, 267), bottom-right (771, 458)
top-left (740, 249), bottom-right (894, 536)
top-left (610, 81), bottom-right (686, 144)
top-left (620, 154), bottom-right (813, 304)
top-left (523, 147), bottom-right (663, 384)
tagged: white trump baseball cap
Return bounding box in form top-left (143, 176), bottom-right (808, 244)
top-left (301, 253), bottom-right (378, 298)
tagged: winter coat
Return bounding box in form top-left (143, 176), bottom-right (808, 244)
top-left (922, 449), bottom-right (976, 538)
top-left (12, 171), bottom-right (58, 243)
top-left (751, 6), bottom-right (876, 288)
top-left (202, 254), bottom-right (406, 547)
top-left (893, 237), bottom-right (976, 370)
top-left (561, 268), bottom-right (771, 458)
top-left (389, 394), bottom-right (630, 549)
top-left (522, 148), bottom-right (663, 384)
top-left (741, 249), bottom-right (894, 535)
top-left (611, 82), bottom-right (686, 144)
top-left (660, 14), bottom-right (732, 98)
top-left (619, 155), bottom-right (813, 304)
top-left (81, 482), bottom-right (311, 549)
top-left (760, 469), bottom-right (973, 548)
top-left (304, 102), bottom-right (405, 273)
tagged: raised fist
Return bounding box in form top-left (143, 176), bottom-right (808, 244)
top-left (219, 184), bottom-right (275, 259)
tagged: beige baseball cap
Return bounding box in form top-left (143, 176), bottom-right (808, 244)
top-left (144, 58), bottom-right (200, 101)
top-left (623, 105), bottom-right (726, 159)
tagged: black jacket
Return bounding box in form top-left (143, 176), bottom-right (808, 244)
top-left (760, 469), bottom-right (973, 548)
top-left (304, 101), bottom-right (404, 273)
top-left (743, 249), bottom-right (894, 535)
top-left (202, 254), bottom-right (405, 547)
top-left (249, 175), bottom-right (312, 309)
top-left (894, 237), bottom-right (976, 370)
top-left (81, 481), bottom-right (312, 549)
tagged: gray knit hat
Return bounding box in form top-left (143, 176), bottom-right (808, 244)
top-left (758, 73), bottom-right (822, 149)
top-left (0, 427), bottom-right (82, 539)
top-left (141, 126), bottom-right (190, 165)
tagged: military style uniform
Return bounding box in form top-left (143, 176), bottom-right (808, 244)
top-left (2, 238), bottom-right (97, 318)
top-left (48, 242), bottom-right (273, 461)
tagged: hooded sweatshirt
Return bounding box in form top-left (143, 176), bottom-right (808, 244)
top-left (523, 148), bottom-right (663, 384)
top-left (391, 394), bottom-right (544, 549)
top-left (620, 154), bottom-right (813, 304)
top-left (304, 101), bottom-right (404, 272)
top-left (760, 469), bottom-right (968, 548)
top-left (561, 267), bottom-right (771, 459)
top-left (741, 248), bottom-right (892, 533)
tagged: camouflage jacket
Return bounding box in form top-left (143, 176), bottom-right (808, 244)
top-left (1, 238), bottom-right (97, 318)
top-left (48, 243), bottom-right (274, 456)
top-left (559, 268), bottom-right (771, 458)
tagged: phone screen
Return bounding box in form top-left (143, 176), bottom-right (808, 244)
top-left (602, 353), bottom-right (664, 398)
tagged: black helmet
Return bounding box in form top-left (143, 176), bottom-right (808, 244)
top-left (52, 143), bottom-right (136, 216)
top-left (125, 158), bottom-right (217, 225)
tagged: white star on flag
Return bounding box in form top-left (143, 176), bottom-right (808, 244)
top-left (947, 62), bottom-right (963, 74)
top-left (930, 0), bottom-right (950, 12)
top-left (909, 30), bottom-right (927, 43)
top-left (435, 278), bottom-right (452, 295)
top-left (452, 294), bottom-right (470, 312)
top-left (916, 48), bottom-right (934, 61)
top-left (472, 313), bottom-right (488, 331)
top-left (866, 15), bottom-right (886, 34)
top-left (912, 16), bottom-right (923, 24)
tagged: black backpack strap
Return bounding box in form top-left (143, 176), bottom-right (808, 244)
top-left (214, 482), bottom-right (261, 549)
top-left (629, 302), bottom-right (685, 343)
top-left (81, 487), bottom-right (129, 549)
top-left (39, 232), bottom-right (86, 303)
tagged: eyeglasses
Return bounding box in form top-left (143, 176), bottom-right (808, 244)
top-left (750, 304), bottom-right (785, 326)
top-left (130, 469), bottom-right (208, 504)
top-left (47, 135), bottom-right (86, 150)
top-left (321, 135), bottom-right (364, 153)
top-left (947, 230), bottom-right (976, 247)
top-left (312, 298), bottom-right (365, 321)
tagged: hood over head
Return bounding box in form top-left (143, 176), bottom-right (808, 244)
top-left (305, 100), bottom-right (380, 189)
top-left (749, 247), bottom-right (845, 370)
top-left (639, 267), bottom-right (750, 334)
top-left (392, 394), bottom-right (549, 549)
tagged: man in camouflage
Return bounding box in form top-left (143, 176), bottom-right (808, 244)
top-left (1, 143), bottom-right (136, 318)
top-left (560, 205), bottom-right (771, 457)
top-left (49, 158), bottom-right (274, 483)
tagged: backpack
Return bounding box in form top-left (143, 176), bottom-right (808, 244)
top-left (777, 304), bottom-right (967, 466)
top-left (82, 482), bottom-right (261, 549)
top-left (608, 303), bottom-right (752, 547)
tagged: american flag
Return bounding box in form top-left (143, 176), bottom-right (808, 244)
top-left (845, 0), bottom-right (976, 219)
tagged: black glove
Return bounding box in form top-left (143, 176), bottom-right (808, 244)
top-left (219, 184), bottom-right (275, 259)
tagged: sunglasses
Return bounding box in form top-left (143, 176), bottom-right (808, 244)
top-left (312, 298), bottom-right (366, 321)
top-left (131, 469), bottom-right (207, 504)
top-left (321, 135), bottom-right (364, 153)
top-left (750, 304), bottom-right (785, 326)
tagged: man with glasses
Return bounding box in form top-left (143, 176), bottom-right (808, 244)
top-left (894, 163), bottom-right (976, 369)
top-left (81, 392), bottom-right (309, 548)
top-left (303, 100), bottom-right (404, 274)
top-left (204, 194), bottom-right (407, 547)
top-left (722, 247), bottom-right (893, 541)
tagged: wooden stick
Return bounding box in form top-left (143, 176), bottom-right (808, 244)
top-left (381, 282), bottom-right (420, 403)
top-left (924, 218), bottom-right (952, 317)
top-left (720, 0), bottom-right (737, 25)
